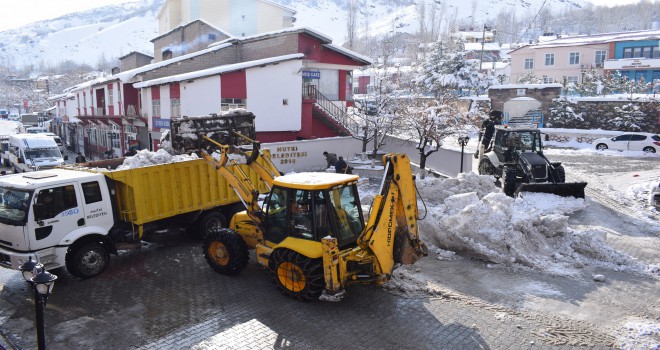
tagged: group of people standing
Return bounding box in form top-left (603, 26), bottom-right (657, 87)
top-left (323, 151), bottom-right (353, 174)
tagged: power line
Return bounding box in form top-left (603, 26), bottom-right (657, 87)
top-left (516, 0), bottom-right (548, 44)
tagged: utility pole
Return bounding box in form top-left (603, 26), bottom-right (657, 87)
top-left (479, 24), bottom-right (487, 71)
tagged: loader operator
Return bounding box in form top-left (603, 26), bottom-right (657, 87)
top-left (475, 110), bottom-right (503, 159)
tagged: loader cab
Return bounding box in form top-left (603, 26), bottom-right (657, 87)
top-left (264, 173), bottom-right (364, 248)
top-left (493, 127), bottom-right (543, 162)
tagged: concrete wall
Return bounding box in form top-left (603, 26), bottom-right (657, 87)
top-left (181, 76), bottom-right (221, 116)
top-left (382, 136), bottom-right (472, 177)
top-left (262, 137), bottom-right (362, 173)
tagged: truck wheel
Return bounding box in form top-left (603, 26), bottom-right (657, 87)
top-left (203, 228), bottom-right (248, 275)
top-left (553, 165), bottom-right (566, 183)
top-left (198, 211), bottom-right (227, 238)
top-left (65, 242), bottom-right (109, 279)
top-left (478, 157), bottom-right (498, 178)
top-left (268, 249), bottom-right (324, 301)
top-left (502, 166), bottom-right (517, 197)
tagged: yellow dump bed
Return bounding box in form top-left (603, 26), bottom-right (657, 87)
top-left (72, 156), bottom-right (269, 226)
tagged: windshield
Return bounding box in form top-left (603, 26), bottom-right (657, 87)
top-left (0, 187), bottom-right (32, 223)
top-left (24, 148), bottom-right (62, 159)
top-left (329, 185), bottom-right (364, 246)
top-left (508, 131), bottom-right (542, 152)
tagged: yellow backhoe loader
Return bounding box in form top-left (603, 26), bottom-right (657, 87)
top-left (170, 110), bottom-right (428, 301)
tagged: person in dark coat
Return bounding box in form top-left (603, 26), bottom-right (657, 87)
top-left (334, 156), bottom-right (352, 174)
top-left (475, 110), bottom-right (503, 159)
top-left (323, 151), bottom-right (338, 169)
top-left (75, 152), bottom-right (87, 163)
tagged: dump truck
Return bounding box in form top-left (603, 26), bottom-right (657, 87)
top-left (0, 114), bottom-right (272, 279)
top-left (167, 110), bottom-right (428, 301)
top-left (478, 126), bottom-right (587, 198)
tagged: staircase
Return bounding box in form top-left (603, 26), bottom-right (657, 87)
top-left (304, 86), bottom-right (359, 136)
top-left (506, 110), bottom-right (545, 128)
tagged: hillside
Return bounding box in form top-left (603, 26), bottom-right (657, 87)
top-left (0, 0), bottom-right (592, 70)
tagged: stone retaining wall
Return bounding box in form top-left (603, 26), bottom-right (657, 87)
top-left (547, 99), bottom-right (659, 133)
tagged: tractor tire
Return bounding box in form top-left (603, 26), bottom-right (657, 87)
top-left (203, 228), bottom-right (249, 275)
top-left (268, 249), bottom-right (324, 301)
top-left (197, 211), bottom-right (227, 238)
top-left (65, 241), bottom-right (110, 279)
top-left (554, 164), bottom-right (566, 183)
top-left (596, 143), bottom-right (608, 150)
top-left (478, 157), bottom-right (498, 178)
top-left (502, 166), bottom-right (517, 197)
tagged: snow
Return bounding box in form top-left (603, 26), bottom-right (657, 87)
top-left (114, 149), bottom-right (199, 170)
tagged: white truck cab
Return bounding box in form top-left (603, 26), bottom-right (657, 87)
top-left (7, 134), bottom-right (67, 173)
top-left (0, 170), bottom-right (114, 273)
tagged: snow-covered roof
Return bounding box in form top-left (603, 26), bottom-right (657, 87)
top-left (464, 43), bottom-right (501, 52)
top-left (489, 83), bottom-right (562, 90)
top-left (118, 51), bottom-right (154, 60)
top-left (209, 26), bottom-right (334, 48)
top-left (513, 29), bottom-right (660, 51)
top-left (133, 54), bottom-right (304, 88)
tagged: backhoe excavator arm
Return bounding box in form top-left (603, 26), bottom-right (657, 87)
top-left (357, 153), bottom-right (428, 275)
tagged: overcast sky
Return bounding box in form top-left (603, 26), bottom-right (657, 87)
top-left (0, 0), bottom-right (650, 32)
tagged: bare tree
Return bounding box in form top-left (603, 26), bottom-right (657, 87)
top-left (416, 1), bottom-right (428, 42)
top-left (400, 94), bottom-right (470, 179)
top-left (346, 0), bottom-right (358, 50)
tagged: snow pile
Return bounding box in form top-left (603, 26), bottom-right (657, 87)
top-left (115, 149), bottom-right (199, 170)
top-left (415, 174), bottom-right (652, 277)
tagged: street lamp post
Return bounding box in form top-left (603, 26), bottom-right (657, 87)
top-left (19, 257), bottom-right (58, 350)
top-left (457, 135), bottom-right (470, 173)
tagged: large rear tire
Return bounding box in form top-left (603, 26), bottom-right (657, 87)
top-left (268, 249), bottom-right (324, 301)
top-left (203, 228), bottom-right (249, 275)
top-left (65, 242), bottom-right (109, 279)
top-left (502, 166), bottom-right (517, 197)
top-left (478, 157), bottom-right (498, 178)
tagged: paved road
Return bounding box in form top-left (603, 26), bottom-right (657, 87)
top-left (0, 153), bottom-right (657, 350)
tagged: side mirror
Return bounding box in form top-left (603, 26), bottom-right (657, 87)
top-left (63, 155), bottom-right (69, 161)
top-left (18, 157), bottom-right (24, 164)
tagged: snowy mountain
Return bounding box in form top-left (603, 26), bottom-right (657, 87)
top-left (0, 0), bottom-right (591, 69)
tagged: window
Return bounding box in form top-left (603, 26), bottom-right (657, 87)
top-left (595, 50), bottom-right (606, 64)
top-left (567, 76), bottom-right (578, 85)
top-left (569, 52), bottom-right (580, 65)
top-left (152, 99), bottom-right (160, 117)
top-left (34, 185), bottom-right (78, 221)
top-left (629, 134), bottom-right (647, 141)
top-left (220, 98), bottom-right (246, 111)
top-left (162, 49), bottom-right (172, 61)
top-left (108, 86), bottom-right (114, 106)
top-left (543, 76), bottom-right (555, 84)
top-left (171, 98), bottom-right (180, 118)
top-left (524, 58), bottom-right (534, 70)
top-left (208, 34), bottom-right (216, 41)
top-left (642, 47), bottom-right (653, 59)
top-left (82, 182), bottom-right (102, 204)
top-left (633, 47), bottom-right (642, 58)
top-left (624, 48), bottom-right (633, 58)
top-left (545, 53), bottom-right (554, 66)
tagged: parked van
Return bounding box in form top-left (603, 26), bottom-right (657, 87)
top-left (7, 134), bottom-right (67, 173)
top-left (25, 127), bottom-right (48, 134)
top-left (44, 133), bottom-right (65, 153)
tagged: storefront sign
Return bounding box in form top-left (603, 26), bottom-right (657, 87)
top-left (270, 145), bottom-right (309, 165)
top-left (153, 118), bottom-right (170, 129)
top-left (302, 71), bottom-right (321, 79)
top-left (622, 59), bottom-right (652, 69)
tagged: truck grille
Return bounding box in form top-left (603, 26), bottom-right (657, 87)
top-left (0, 252), bottom-right (10, 267)
top-left (531, 165), bottom-right (547, 180)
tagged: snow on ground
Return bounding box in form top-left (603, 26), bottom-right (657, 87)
top-left (0, 120), bottom-right (21, 135)
top-left (408, 173), bottom-right (654, 277)
top-left (115, 149), bottom-right (199, 170)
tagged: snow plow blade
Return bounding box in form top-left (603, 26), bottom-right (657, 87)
top-left (515, 182), bottom-right (587, 199)
top-left (169, 110), bottom-right (256, 154)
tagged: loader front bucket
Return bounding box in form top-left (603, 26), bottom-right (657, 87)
top-left (515, 182), bottom-right (587, 199)
top-left (169, 110), bottom-right (256, 154)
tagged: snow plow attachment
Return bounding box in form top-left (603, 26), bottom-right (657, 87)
top-left (515, 182), bottom-right (587, 199)
top-left (168, 110), bottom-right (257, 155)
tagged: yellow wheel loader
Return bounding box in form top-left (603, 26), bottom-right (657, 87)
top-left (170, 110), bottom-right (428, 301)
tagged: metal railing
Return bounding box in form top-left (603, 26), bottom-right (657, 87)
top-left (303, 85), bottom-right (359, 135)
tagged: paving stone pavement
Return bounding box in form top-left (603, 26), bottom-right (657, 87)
top-left (0, 236), bottom-right (614, 350)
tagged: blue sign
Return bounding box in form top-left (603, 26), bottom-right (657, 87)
top-left (153, 118), bottom-right (171, 129)
top-left (302, 70), bottom-right (321, 79)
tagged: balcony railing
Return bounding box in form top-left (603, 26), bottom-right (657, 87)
top-left (303, 85), bottom-right (359, 135)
